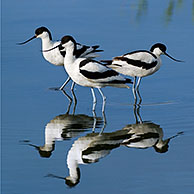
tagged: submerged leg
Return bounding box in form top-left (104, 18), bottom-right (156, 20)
top-left (133, 103), bottom-right (143, 124)
top-left (136, 77), bottom-right (142, 105)
top-left (136, 104), bottom-right (143, 123)
top-left (133, 104), bottom-right (138, 124)
top-left (92, 110), bottom-right (97, 132)
top-left (91, 88), bottom-right (97, 112)
top-left (98, 88), bottom-right (106, 113)
top-left (59, 77), bottom-right (71, 90)
top-left (132, 76), bottom-right (137, 105)
top-left (99, 111), bottom-right (107, 134)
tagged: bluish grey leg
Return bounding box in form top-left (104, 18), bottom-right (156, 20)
top-left (59, 77), bottom-right (71, 90)
top-left (98, 88), bottom-right (106, 113)
top-left (91, 88), bottom-right (97, 112)
top-left (99, 111), bottom-right (107, 134)
top-left (132, 76), bottom-right (137, 105)
top-left (92, 110), bottom-right (97, 132)
top-left (136, 77), bottom-right (142, 105)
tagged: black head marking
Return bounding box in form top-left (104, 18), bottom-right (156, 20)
top-left (60, 36), bottom-right (77, 54)
top-left (35, 26), bottom-right (52, 40)
top-left (150, 43), bottom-right (167, 52)
top-left (61, 35), bottom-right (77, 45)
top-left (150, 43), bottom-right (183, 62)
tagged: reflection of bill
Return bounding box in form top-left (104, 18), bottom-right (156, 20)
top-left (25, 114), bottom-right (102, 158)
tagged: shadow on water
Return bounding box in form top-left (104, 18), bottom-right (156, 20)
top-left (127, 0), bottom-right (193, 25)
top-left (164, 0), bottom-right (184, 25)
top-left (20, 103), bottom-right (184, 188)
top-left (135, 0), bottom-right (148, 22)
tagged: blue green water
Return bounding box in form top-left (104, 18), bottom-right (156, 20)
top-left (2, 0), bottom-right (194, 193)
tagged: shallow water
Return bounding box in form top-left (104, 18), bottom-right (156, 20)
top-left (2, 0), bottom-right (194, 193)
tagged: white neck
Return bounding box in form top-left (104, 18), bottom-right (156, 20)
top-left (40, 36), bottom-right (53, 50)
top-left (152, 48), bottom-right (163, 57)
top-left (64, 44), bottom-right (76, 68)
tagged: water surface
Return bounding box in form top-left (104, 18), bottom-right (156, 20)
top-left (2, 0), bottom-right (194, 193)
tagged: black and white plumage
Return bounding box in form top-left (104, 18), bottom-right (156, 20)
top-left (102, 43), bottom-right (183, 104)
top-left (46, 35), bottom-right (132, 112)
top-left (18, 26), bottom-right (103, 90)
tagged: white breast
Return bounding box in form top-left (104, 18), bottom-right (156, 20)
top-left (110, 51), bottom-right (162, 77)
top-left (41, 39), bottom-right (64, 66)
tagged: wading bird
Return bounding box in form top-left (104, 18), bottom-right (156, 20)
top-left (18, 26), bottom-right (103, 91)
top-left (44, 35), bottom-right (132, 113)
top-left (102, 43), bottom-right (183, 104)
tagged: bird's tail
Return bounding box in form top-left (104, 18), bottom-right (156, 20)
top-left (92, 45), bottom-right (104, 53)
top-left (100, 60), bottom-right (112, 65)
top-left (125, 78), bottom-right (133, 84)
top-left (100, 78), bottom-right (133, 88)
top-left (83, 45), bottom-right (104, 58)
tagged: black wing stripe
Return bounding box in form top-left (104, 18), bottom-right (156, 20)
top-left (60, 45), bottom-right (102, 58)
top-left (123, 50), bottom-right (157, 59)
top-left (79, 59), bottom-right (104, 68)
top-left (75, 45), bottom-right (90, 58)
top-left (59, 44), bottom-right (66, 57)
top-left (80, 59), bottom-right (91, 68)
top-left (101, 78), bottom-right (132, 84)
top-left (116, 57), bottom-right (158, 70)
top-left (92, 45), bottom-right (100, 49)
top-left (80, 69), bottom-right (119, 79)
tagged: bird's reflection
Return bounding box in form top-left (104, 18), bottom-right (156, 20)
top-left (46, 105), bottom-right (183, 187)
top-left (25, 113), bottom-right (103, 158)
top-left (47, 129), bottom-right (132, 187)
top-left (125, 104), bottom-right (183, 153)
